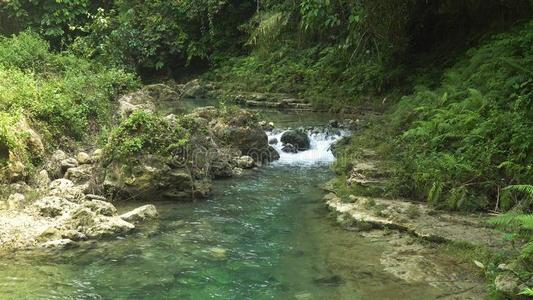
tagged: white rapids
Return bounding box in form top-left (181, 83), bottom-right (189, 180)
top-left (268, 128), bottom-right (349, 166)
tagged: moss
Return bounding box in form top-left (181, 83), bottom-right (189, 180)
top-left (104, 111), bottom-right (189, 163)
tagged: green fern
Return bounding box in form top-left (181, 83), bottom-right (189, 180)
top-left (519, 287), bottom-right (533, 296)
top-left (503, 185), bottom-right (533, 198)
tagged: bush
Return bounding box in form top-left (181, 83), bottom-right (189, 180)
top-left (0, 32), bottom-right (138, 167)
top-left (104, 111), bottom-right (188, 163)
top-left (387, 21), bottom-right (533, 211)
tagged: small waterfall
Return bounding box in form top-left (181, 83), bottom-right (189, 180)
top-left (267, 128), bottom-right (349, 166)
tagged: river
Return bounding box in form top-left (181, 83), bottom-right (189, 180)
top-left (0, 107), bottom-right (456, 299)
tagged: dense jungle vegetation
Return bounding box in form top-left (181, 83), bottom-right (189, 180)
top-left (0, 0), bottom-right (532, 297)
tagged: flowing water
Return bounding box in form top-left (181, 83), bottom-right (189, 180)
top-left (0, 107), bottom-right (452, 299)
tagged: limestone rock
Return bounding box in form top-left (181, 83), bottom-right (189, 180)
top-left (61, 158), bottom-right (79, 173)
top-left (92, 149), bottom-right (103, 162)
top-left (84, 200), bottom-right (117, 216)
top-left (35, 169), bottom-right (51, 188)
top-left (182, 79), bottom-right (208, 99)
top-left (47, 150), bottom-right (68, 179)
top-left (64, 164), bottom-right (93, 184)
top-left (76, 152), bottom-right (91, 165)
top-left (237, 156), bottom-right (255, 169)
top-left (120, 204), bottom-right (158, 223)
top-left (33, 196), bottom-right (74, 218)
top-left (142, 84), bottom-right (180, 102)
top-left (7, 193), bottom-right (25, 210)
top-left (84, 217), bottom-right (135, 238)
top-left (48, 179), bottom-right (85, 202)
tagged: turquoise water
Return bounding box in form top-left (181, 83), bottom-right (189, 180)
top-left (0, 104), bottom-right (452, 299)
top-left (0, 166), bottom-right (446, 299)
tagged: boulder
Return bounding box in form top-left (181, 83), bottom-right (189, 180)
top-left (118, 90), bottom-right (156, 119)
top-left (17, 116), bottom-right (44, 159)
top-left (280, 130), bottom-right (310, 151)
top-left (35, 169), bottom-right (51, 188)
top-left (182, 79), bottom-right (208, 99)
top-left (281, 143), bottom-right (298, 153)
top-left (61, 158), bottom-right (79, 173)
top-left (7, 193), bottom-right (25, 210)
top-left (232, 167), bottom-right (244, 176)
top-left (48, 179), bottom-right (85, 202)
top-left (103, 154), bottom-right (208, 201)
top-left (267, 146), bottom-right (280, 161)
top-left (92, 149), bottom-right (103, 162)
top-left (84, 200), bottom-right (117, 216)
top-left (494, 274), bottom-right (521, 296)
top-left (142, 84), bottom-right (180, 102)
top-left (46, 150), bottom-right (68, 179)
top-left (64, 164), bottom-right (93, 184)
top-left (120, 204), bottom-right (158, 223)
top-left (76, 152), bottom-right (92, 165)
top-left (84, 217), bottom-right (135, 238)
top-left (33, 196), bottom-right (75, 218)
top-left (237, 156), bottom-right (255, 169)
top-left (268, 138), bottom-right (278, 145)
top-left (7, 161), bottom-right (26, 182)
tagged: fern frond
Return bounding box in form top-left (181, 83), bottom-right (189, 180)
top-left (520, 241), bottom-right (533, 259)
top-left (503, 185), bottom-right (533, 198)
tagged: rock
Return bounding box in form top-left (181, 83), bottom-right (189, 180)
top-left (67, 207), bottom-right (97, 228)
top-left (8, 161), bottom-right (26, 182)
top-left (61, 229), bottom-right (87, 241)
top-left (84, 217), bottom-right (135, 238)
top-left (259, 121), bottom-right (275, 131)
top-left (103, 154), bottom-right (207, 201)
top-left (237, 156), bottom-right (255, 169)
top-left (92, 149), bottom-right (103, 162)
top-left (47, 150), bottom-right (68, 179)
top-left (41, 239), bottom-right (76, 249)
top-left (182, 79), bottom-right (208, 99)
top-left (35, 169), bottom-right (51, 188)
top-left (212, 110), bottom-right (270, 158)
top-left (281, 143), bottom-right (298, 153)
top-left (268, 138), bottom-right (278, 145)
top-left (7, 193), bottom-right (25, 210)
top-left (120, 204), bottom-right (158, 223)
top-left (33, 196), bottom-right (74, 218)
top-left (61, 158), bottom-right (79, 172)
top-left (17, 116), bottom-right (44, 158)
top-left (48, 179), bottom-right (85, 202)
top-left (64, 164), bottom-right (93, 184)
top-left (494, 274), bottom-right (521, 296)
top-left (329, 119), bottom-right (340, 128)
top-left (76, 152), bottom-right (91, 165)
top-left (232, 167), bottom-right (243, 176)
top-left (280, 130), bottom-right (310, 151)
top-left (118, 90), bottom-right (156, 119)
top-left (267, 146), bottom-right (280, 161)
top-left (84, 200), bottom-right (117, 216)
top-left (142, 84), bottom-right (180, 102)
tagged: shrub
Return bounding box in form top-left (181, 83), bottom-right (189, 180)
top-left (104, 111), bottom-right (188, 163)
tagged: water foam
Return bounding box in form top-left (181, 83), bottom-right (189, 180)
top-left (268, 129), bottom-right (349, 166)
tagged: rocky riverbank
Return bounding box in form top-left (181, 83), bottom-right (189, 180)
top-left (325, 142), bottom-right (532, 298)
top-left (0, 81), bottom-right (280, 252)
